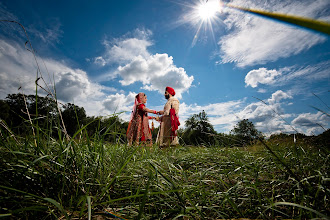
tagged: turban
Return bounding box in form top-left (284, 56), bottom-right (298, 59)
top-left (166, 87), bottom-right (175, 96)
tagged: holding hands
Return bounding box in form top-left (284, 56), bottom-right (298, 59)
top-left (152, 110), bottom-right (163, 115)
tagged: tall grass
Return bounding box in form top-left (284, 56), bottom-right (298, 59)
top-left (1, 123), bottom-right (329, 219)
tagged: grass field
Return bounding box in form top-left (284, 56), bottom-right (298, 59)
top-left (1, 129), bottom-right (329, 219)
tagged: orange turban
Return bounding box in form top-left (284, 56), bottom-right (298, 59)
top-left (166, 87), bottom-right (175, 96)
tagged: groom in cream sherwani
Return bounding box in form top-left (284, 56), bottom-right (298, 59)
top-left (156, 86), bottom-right (180, 147)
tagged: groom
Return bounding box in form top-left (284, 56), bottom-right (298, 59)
top-left (156, 86), bottom-right (180, 147)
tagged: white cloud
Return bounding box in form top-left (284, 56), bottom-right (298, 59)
top-left (54, 70), bottom-right (104, 103)
top-left (103, 92), bottom-right (136, 115)
top-left (101, 28), bottom-right (152, 64)
top-left (180, 100), bottom-right (243, 118)
top-left (96, 29), bottom-right (194, 98)
top-left (219, 0), bottom-right (329, 67)
top-left (257, 88), bottom-right (267, 93)
top-left (94, 56), bottom-right (106, 66)
top-left (0, 38), bottom-right (117, 116)
top-left (0, 39), bottom-right (42, 97)
top-left (291, 111), bottom-right (330, 135)
top-left (277, 62), bottom-right (330, 85)
top-left (179, 90), bottom-right (329, 136)
top-left (245, 62), bottom-right (330, 98)
top-left (268, 90), bottom-right (293, 105)
top-left (107, 38), bottom-right (152, 64)
top-left (178, 100), bottom-right (245, 133)
top-left (245, 68), bottom-right (281, 88)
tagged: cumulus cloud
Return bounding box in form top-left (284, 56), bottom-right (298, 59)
top-left (103, 92), bottom-right (136, 114)
top-left (245, 68), bottom-right (281, 88)
top-left (94, 56), bottom-right (106, 66)
top-left (268, 90), bottom-right (293, 105)
top-left (54, 70), bottom-right (104, 102)
top-left (181, 90), bottom-right (328, 136)
top-left (0, 38), bottom-right (117, 116)
top-left (99, 28), bottom-right (152, 65)
top-left (292, 111), bottom-right (330, 135)
top-left (118, 54), bottom-right (194, 98)
top-left (180, 100), bottom-right (243, 118)
top-left (219, 0), bottom-right (329, 67)
top-left (177, 100), bottom-right (244, 133)
top-left (245, 62), bottom-right (330, 96)
top-left (0, 39), bottom-right (42, 97)
top-left (95, 29), bottom-right (194, 98)
top-left (179, 88), bottom-right (328, 136)
top-left (179, 97), bottom-right (292, 135)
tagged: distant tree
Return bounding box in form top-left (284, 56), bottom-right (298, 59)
top-left (182, 110), bottom-right (217, 146)
top-left (101, 114), bottom-right (127, 143)
top-left (0, 100), bottom-right (10, 121)
top-left (82, 114), bottom-right (129, 143)
top-left (5, 94), bottom-right (28, 131)
top-left (313, 129), bottom-right (330, 149)
top-left (3, 94), bottom-right (58, 135)
top-left (61, 103), bottom-right (87, 136)
top-left (231, 119), bottom-right (262, 146)
top-left (1, 93), bottom-right (130, 142)
top-left (28, 95), bottom-right (57, 118)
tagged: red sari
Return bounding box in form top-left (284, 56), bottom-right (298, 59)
top-left (126, 93), bottom-right (152, 146)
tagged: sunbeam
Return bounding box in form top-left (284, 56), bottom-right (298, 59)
top-left (177, 0), bottom-right (225, 47)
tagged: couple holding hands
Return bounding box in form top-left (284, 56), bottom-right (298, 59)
top-left (126, 86), bottom-right (180, 147)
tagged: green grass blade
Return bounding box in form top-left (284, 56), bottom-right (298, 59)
top-left (100, 188), bottom-right (187, 204)
top-left (87, 196), bottom-right (92, 220)
top-left (0, 185), bottom-right (43, 200)
top-left (100, 146), bottom-right (139, 199)
top-left (227, 4), bottom-right (330, 35)
top-left (32, 155), bottom-right (50, 164)
top-left (137, 171), bottom-right (152, 220)
top-left (43, 198), bottom-right (69, 219)
top-left (272, 202), bottom-right (329, 219)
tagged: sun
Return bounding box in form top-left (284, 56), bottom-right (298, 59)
top-left (173, 0), bottom-right (225, 47)
top-left (197, 0), bottom-right (220, 20)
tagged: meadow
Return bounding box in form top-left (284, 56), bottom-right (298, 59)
top-left (1, 126), bottom-right (329, 219)
top-left (1, 15), bottom-right (330, 219)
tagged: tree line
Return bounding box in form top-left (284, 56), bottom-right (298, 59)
top-left (0, 94), bottom-right (128, 143)
top-left (2, 93), bottom-right (326, 147)
top-left (179, 110), bottom-right (262, 147)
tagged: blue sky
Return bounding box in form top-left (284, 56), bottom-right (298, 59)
top-left (0, 0), bottom-right (329, 136)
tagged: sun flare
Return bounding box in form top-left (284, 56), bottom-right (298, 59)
top-left (174, 0), bottom-right (225, 47)
top-left (197, 0), bottom-right (220, 20)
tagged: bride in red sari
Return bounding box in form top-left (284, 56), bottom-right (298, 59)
top-left (126, 92), bottom-right (159, 146)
